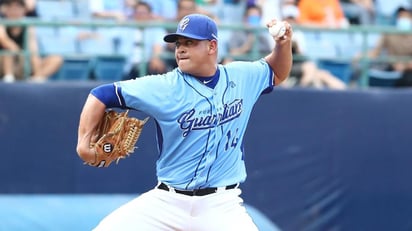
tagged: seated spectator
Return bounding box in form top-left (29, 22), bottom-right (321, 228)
top-left (0, 25), bottom-right (20, 82)
top-left (0, 0), bottom-right (36, 17)
top-left (194, 0), bottom-right (221, 20)
top-left (144, 0), bottom-right (177, 21)
top-left (255, 0), bottom-right (281, 26)
top-left (89, 0), bottom-right (136, 21)
top-left (124, 1), bottom-right (168, 79)
top-left (195, 0), bottom-right (246, 23)
top-left (355, 7), bottom-right (412, 87)
top-left (23, 0), bottom-right (37, 17)
top-left (0, 0), bottom-right (63, 82)
top-left (281, 1), bottom-right (347, 89)
top-left (222, 4), bottom-right (274, 62)
top-left (297, 0), bottom-right (349, 28)
top-left (175, 0), bottom-right (212, 21)
top-left (340, 0), bottom-right (374, 25)
top-left (374, 0), bottom-right (411, 25)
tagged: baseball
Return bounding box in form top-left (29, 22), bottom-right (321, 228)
top-left (268, 21), bottom-right (286, 38)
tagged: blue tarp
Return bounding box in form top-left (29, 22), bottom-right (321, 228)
top-left (1, 82), bottom-right (412, 231)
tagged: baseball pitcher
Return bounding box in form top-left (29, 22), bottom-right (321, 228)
top-left (77, 13), bottom-right (293, 231)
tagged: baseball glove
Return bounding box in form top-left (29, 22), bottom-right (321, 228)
top-left (87, 109), bottom-right (149, 168)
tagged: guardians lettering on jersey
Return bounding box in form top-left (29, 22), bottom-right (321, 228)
top-left (177, 99), bottom-right (243, 137)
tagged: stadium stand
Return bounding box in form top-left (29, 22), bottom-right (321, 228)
top-left (0, 0), bottom-right (410, 87)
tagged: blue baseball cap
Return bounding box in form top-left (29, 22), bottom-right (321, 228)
top-left (163, 14), bottom-right (218, 43)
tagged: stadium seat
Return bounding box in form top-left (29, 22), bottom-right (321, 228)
top-left (78, 28), bottom-right (117, 56)
top-left (72, 0), bottom-right (91, 19)
top-left (113, 28), bottom-right (138, 56)
top-left (36, 0), bottom-right (75, 20)
top-left (37, 27), bottom-right (79, 55)
top-left (368, 69), bottom-right (402, 87)
top-left (35, 26), bottom-right (57, 37)
top-left (92, 56), bottom-right (126, 81)
top-left (331, 32), bottom-right (362, 59)
top-left (303, 32), bottom-right (338, 59)
top-left (317, 59), bottom-right (353, 84)
top-left (352, 32), bottom-right (382, 49)
top-left (38, 35), bottom-right (78, 55)
top-left (54, 57), bottom-right (92, 81)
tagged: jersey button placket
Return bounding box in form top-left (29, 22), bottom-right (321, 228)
top-left (198, 97), bottom-right (219, 185)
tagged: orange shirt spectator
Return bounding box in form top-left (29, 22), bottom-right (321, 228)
top-left (297, 0), bottom-right (349, 28)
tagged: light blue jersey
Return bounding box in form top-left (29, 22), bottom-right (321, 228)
top-left (116, 59), bottom-right (274, 190)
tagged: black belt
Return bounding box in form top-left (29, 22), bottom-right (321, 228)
top-left (157, 182), bottom-right (239, 196)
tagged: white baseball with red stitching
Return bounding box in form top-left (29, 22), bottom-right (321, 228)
top-left (268, 21), bottom-right (286, 38)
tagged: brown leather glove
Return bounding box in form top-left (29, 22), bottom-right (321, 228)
top-left (87, 110), bottom-right (149, 168)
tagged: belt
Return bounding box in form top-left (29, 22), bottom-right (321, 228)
top-left (157, 182), bottom-right (239, 196)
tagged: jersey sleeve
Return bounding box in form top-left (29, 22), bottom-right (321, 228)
top-left (224, 59), bottom-right (274, 96)
top-left (115, 72), bottom-right (175, 116)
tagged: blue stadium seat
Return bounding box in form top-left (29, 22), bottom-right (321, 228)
top-left (113, 28), bottom-right (137, 56)
top-left (313, 31), bottom-right (381, 60)
top-left (330, 32), bottom-right (362, 59)
top-left (36, 0), bottom-right (75, 20)
top-left (78, 28), bottom-right (116, 56)
top-left (92, 56), bottom-right (126, 81)
top-left (37, 27), bottom-right (79, 55)
top-left (352, 32), bottom-right (382, 51)
top-left (317, 59), bottom-right (353, 84)
top-left (368, 69), bottom-right (402, 87)
top-left (54, 57), bottom-right (92, 81)
top-left (303, 31), bottom-right (338, 59)
top-left (73, 0), bottom-right (91, 19)
top-left (35, 26), bottom-right (57, 37)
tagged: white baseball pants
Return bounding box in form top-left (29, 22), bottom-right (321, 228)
top-left (93, 187), bottom-right (258, 231)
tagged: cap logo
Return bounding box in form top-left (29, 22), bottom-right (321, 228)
top-left (179, 17), bottom-right (190, 31)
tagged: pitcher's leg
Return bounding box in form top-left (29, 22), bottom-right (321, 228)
top-left (193, 189), bottom-right (258, 231)
top-left (93, 189), bottom-right (189, 231)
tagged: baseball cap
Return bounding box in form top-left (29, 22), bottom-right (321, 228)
top-left (163, 14), bottom-right (218, 43)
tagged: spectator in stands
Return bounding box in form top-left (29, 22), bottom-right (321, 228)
top-left (281, 1), bottom-right (347, 89)
top-left (194, 0), bottom-right (221, 18)
top-left (143, 0), bottom-right (177, 21)
top-left (254, 0), bottom-right (282, 26)
top-left (195, 0), bottom-right (246, 24)
top-left (89, 0), bottom-right (136, 21)
top-left (124, 1), bottom-right (168, 79)
top-left (374, 0), bottom-right (411, 25)
top-left (297, 0), bottom-right (349, 28)
top-left (23, 0), bottom-right (36, 17)
top-left (340, 0), bottom-right (374, 25)
top-left (0, 0), bottom-right (36, 16)
top-left (0, 0), bottom-right (63, 82)
top-left (356, 7), bottom-right (412, 87)
top-left (175, 0), bottom-right (212, 21)
top-left (222, 4), bottom-right (274, 63)
top-left (0, 26), bottom-right (20, 82)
